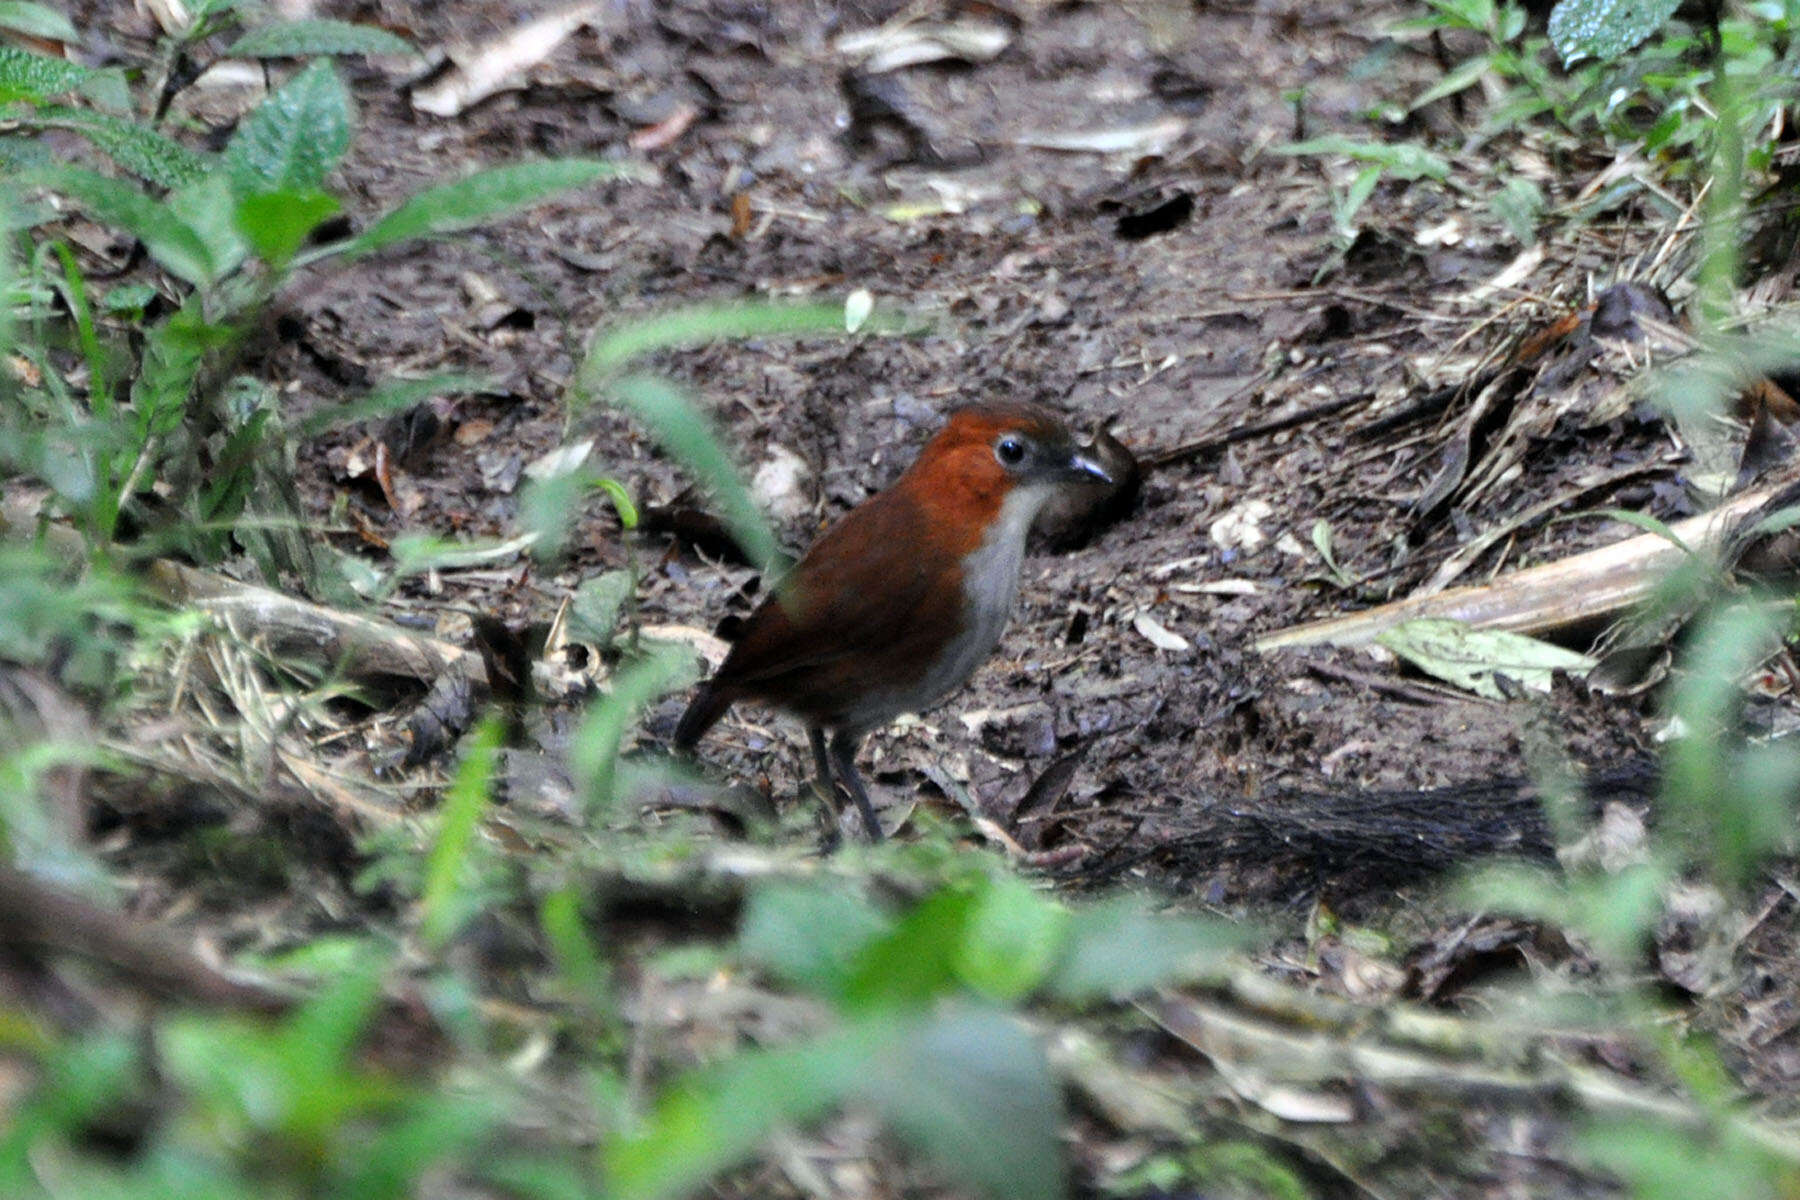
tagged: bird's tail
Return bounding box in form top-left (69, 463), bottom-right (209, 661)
top-left (673, 682), bottom-right (733, 752)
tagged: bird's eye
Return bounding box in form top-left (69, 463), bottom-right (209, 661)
top-left (995, 436), bottom-right (1027, 466)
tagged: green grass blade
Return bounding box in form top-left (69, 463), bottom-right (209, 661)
top-left (608, 373), bottom-right (783, 575)
top-left (342, 160), bottom-right (626, 258)
top-left (228, 17), bottom-right (416, 58)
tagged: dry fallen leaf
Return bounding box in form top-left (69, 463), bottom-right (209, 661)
top-left (1133, 612), bottom-right (1192, 653)
top-left (413, 2), bottom-right (604, 117)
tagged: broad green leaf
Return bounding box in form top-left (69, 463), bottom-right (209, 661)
top-left (857, 1006), bottom-right (1065, 1200)
top-left (228, 17), bottom-right (416, 58)
top-left (840, 886), bottom-right (978, 1010)
top-left (32, 105), bottom-right (212, 188)
top-left (1548, 0), bottom-right (1680, 65)
top-left (1376, 617), bottom-right (1595, 700)
top-left (739, 882), bottom-right (892, 999)
top-left (1045, 900), bottom-right (1250, 1002)
top-left (0, 45), bottom-right (91, 103)
top-left (607, 374), bottom-right (784, 575)
top-left (0, 2), bottom-right (79, 43)
top-left (346, 159), bottom-right (622, 256)
top-left (235, 187), bottom-right (340, 263)
top-left (22, 165), bottom-right (214, 284)
top-left (223, 58), bottom-right (353, 196)
top-left (1274, 134), bottom-right (1451, 181)
top-left (953, 875), bottom-right (1067, 1002)
top-left (166, 173), bottom-right (248, 280)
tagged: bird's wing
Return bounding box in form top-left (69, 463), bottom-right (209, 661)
top-left (713, 488), bottom-right (956, 689)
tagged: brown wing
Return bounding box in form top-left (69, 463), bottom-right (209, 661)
top-left (707, 487), bottom-right (965, 727)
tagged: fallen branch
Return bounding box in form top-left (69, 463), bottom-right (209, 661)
top-left (0, 865), bottom-right (293, 1013)
top-left (1255, 483), bottom-right (1786, 651)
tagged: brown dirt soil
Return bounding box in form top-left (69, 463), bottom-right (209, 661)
top-left (49, 1), bottom-right (1800, 1194)
top-left (141, 0), bottom-right (1667, 902)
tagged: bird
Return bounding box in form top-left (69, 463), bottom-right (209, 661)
top-left (673, 400), bottom-right (1115, 841)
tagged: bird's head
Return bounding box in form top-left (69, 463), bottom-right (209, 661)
top-left (900, 401), bottom-right (1116, 550)
top-left (930, 401), bottom-right (1114, 490)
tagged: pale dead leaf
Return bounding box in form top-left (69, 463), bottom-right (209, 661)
top-left (413, 2), bottom-right (605, 117)
top-left (1017, 115), bottom-right (1187, 156)
top-left (1133, 612), bottom-right (1191, 653)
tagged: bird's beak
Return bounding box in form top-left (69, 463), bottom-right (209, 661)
top-left (1063, 450), bottom-right (1115, 487)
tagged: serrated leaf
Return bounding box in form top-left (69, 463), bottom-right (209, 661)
top-left (0, 45), bottom-right (92, 103)
top-left (347, 159), bottom-right (623, 255)
top-left (223, 58), bottom-right (353, 197)
top-left (1377, 617), bottom-right (1596, 700)
top-left (1548, 0), bottom-right (1680, 65)
top-left (23, 165), bottom-right (215, 284)
top-left (35, 105), bottom-right (213, 187)
top-left (228, 18), bottom-right (416, 58)
top-left (235, 187), bottom-right (339, 263)
top-left (166, 173), bottom-right (247, 280)
top-left (0, 2), bottom-right (80, 42)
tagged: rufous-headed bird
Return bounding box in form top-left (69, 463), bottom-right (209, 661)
top-left (674, 401), bottom-right (1114, 840)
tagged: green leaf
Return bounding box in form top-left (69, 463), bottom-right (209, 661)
top-left (580, 301), bottom-right (850, 381)
top-left (420, 718), bottom-right (502, 949)
top-left (0, 45), bottom-right (91, 103)
top-left (1548, 0), bottom-right (1681, 65)
top-left (739, 882), bottom-right (892, 999)
top-left (570, 642), bottom-right (699, 813)
top-left (953, 875), bottom-right (1068, 1003)
top-left (0, 3), bottom-right (80, 43)
top-left (32, 105), bottom-right (213, 187)
top-left (1376, 617), bottom-right (1595, 700)
top-left (235, 187), bottom-right (340, 264)
top-left (568, 569), bottom-right (636, 646)
top-left (1274, 134), bottom-right (1451, 181)
top-left (1045, 900), bottom-right (1250, 1003)
top-left (1409, 52), bottom-right (1494, 112)
top-left (608, 374), bottom-right (784, 576)
top-left (298, 371), bottom-right (490, 435)
top-left (841, 886), bottom-right (978, 1010)
top-left (228, 17), bottom-right (416, 58)
top-left (346, 159), bottom-right (624, 256)
top-left (1489, 175), bottom-right (1546, 244)
top-left (223, 58), bottom-right (353, 197)
top-left (857, 1006), bottom-right (1065, 1200)
top-left (606, 1022), bottom-right (882, 1200)
top-left (22, 165), bottom-right (215, 284)
top-left (165, 172), bottom-right (248, 280)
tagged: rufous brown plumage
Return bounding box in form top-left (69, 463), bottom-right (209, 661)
top-left (675, 401), bottom-right (1112, 840)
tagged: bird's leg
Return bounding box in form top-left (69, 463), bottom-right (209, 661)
top-left (806, 726), bottom-right (844, 844)
top-left (827, 731), bottom-right (884, 843)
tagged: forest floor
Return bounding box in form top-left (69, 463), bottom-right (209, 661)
top-left (34, 1), bottom-right (1800, 1197)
